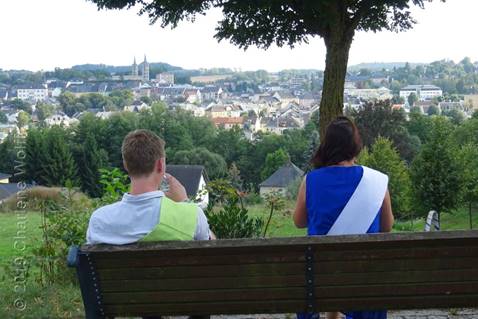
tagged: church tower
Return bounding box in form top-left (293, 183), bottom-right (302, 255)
top-left (142, 55), bottom-right (150, 81)
top-left (132, 57), bottom-right (139, 77)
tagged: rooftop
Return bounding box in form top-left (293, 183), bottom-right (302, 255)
top-left (259, 162), bottom-right (304, 188)
top-left (166, 165), bottom-right (207, 197)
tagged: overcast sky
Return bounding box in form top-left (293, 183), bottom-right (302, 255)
top-left (0, 0), bottom-right (476, 72)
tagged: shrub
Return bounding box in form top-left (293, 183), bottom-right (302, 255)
top-left (0, 186), bottom-right (92, 213)
top-left (243, 192), bottom-right (263, 205)
top-left (206, 200), bottom-right (264, 239)
top-left (205, 180), bottom-right (264, 239)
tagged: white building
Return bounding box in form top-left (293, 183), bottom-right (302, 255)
top-left (45, 113), bottom-right (79, 127)
top-left (400, 85), bottom-right (442, 101)
top-left (165, 165), bottom-right (209, 209)
top-left (17, 84), bottom-right (48, 101)
top-left (156, 72), bottom-right (174, 85)
top-left (344, 87), bottom-right (392, 101)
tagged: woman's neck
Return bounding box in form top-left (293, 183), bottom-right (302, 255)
top-left (331, 159), bottom-right (355, 167)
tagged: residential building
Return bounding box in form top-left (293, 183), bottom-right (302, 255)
top-left (124, 100), bottom-right (150, 113)
top-left (156, 72), bottom-right (174, 85)
top-left (400, 85), bottom-right (442, 101)
top-left (165, 165), bottom-right (209, 209)
top-left (200, 86), bottom-right (223, 101)
top-left (261, 116), bottom-right (302, 135)
top-left (344, 87), bottom-right (392, 101)
top-left (439, 101), bottom-right (465, 113)
top-left (16, 84), bottom-right (48, 101)
top-left (44, 112), bottom-right (79, 127)
top-left (0, 87), bottom-right (8, 100)
top-left (175, 103), bottom-right (206, 117)
top-left (184, 89), bottom-right (201, 104)
top-left (259, 162), bottom-right (303, 197)
top-left (206, 104), bottom-right (243, 118)
top-left (211, 117), bottom-right (245, 129)
top-left (273, 91), bottom-right (299, 107)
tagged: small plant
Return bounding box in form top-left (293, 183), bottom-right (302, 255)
top-left (205, 180), bottom-right (263, 239)
top-left (98, 168), bottom-right (130, 205)
top-left (33, 184), bottom-right (91, 286)
top-left (262, 192), bottom-right (285, 237)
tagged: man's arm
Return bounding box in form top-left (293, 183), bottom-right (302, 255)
top-left (194, 207), bottom-right (213, 240)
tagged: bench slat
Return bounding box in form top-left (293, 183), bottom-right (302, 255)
top-left (98, 263), bottom-right (304, 280)
top-left (70, 231), bottom-right (478, 318)
top-left (101, 275), bottom-right (306, 292)
top-left (101, 281), bottom-right (478, 305)
top-left (102, 294), bottom-right (478, 316)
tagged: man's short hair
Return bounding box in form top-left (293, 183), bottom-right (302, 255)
top-left (122, 129), bottom-right (165, 177)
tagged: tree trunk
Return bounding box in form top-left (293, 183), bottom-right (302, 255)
top-left (318, 31), bottom-right (354, 140)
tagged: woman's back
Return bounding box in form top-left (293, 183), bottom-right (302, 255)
top-left (305, 165), bottom-right (381, 236)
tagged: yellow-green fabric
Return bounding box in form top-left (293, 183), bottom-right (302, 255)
top-left (140, 197), bottom-right (198, 241)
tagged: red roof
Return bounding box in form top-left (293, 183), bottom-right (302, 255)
top-left (211, 117), bottom-right (244, 126)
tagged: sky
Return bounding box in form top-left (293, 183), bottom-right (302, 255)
top-left (0, 0), bottom-right (476, 72)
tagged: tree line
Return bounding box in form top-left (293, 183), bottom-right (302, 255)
top-left (0, 101), bottom-right (477, 220)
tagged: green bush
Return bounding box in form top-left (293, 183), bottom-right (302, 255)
top-left (206, 200), bottom-right (264, 239)
top-left (205, 180), bottom-right (264, 239)
top-left (243, 192), bottom-right (264, 205)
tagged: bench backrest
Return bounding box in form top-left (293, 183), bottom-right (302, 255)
top-left (68, 231), bottom-right (478, 319)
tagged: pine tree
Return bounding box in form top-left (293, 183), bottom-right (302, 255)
top-left (358, 137), bottom-right (413, 219)
top-left (25, 129), bottom-right (46, 184)
top-left (40, 127), bottom-right (77, 187)
top-left (411, 117), bottom-right (461, 220)
top-left (75, 134), bottom-right (108, 198)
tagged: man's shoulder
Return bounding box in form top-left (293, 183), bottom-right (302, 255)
top-left (89, 201), bottom-right (124, 222)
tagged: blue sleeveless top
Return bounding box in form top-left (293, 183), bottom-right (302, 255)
top-left (299, 165), bottom-right (386, 319)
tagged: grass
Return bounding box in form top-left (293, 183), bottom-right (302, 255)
top-left (0, 204), bottom-right (476, 318)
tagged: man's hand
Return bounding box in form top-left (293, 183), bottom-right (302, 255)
top-left (164, 173), bottom-right (188, 202)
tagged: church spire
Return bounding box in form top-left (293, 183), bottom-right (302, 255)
top-left (142, 54), bottom-right (150, 81)
top-left (132, 57), bottom-right (138, 76)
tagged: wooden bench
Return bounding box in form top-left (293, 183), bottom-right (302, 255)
top-left (67, 230), bottom-right (478, 319)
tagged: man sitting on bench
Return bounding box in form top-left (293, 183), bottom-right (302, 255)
top-left (86, 128), bottom-right (213, 245)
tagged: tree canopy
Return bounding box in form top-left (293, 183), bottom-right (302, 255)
top-left (87, 0), bottom-right (442, 136)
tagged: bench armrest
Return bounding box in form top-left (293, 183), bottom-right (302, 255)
top-left (67, 246), bottom-right (80, 268)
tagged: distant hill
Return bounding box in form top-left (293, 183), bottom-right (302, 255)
top-left (71, 62), bottom-right (183, 74)
top-left (348, 62), bottom-right (425, 71)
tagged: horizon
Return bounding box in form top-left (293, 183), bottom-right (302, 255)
top-left (1, 0), bottom-right (477, 72)
top-left (0, 58), bottom-right (473, 74)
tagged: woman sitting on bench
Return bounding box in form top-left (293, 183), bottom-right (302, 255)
top-left (293, 116), bottom-right (395, 319)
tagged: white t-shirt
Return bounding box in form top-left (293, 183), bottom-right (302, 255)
top-left (86, 190), bottom-right (210, 245)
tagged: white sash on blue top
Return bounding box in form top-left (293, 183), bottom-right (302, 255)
top-left (327, 166), bottom-right (388, 235)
